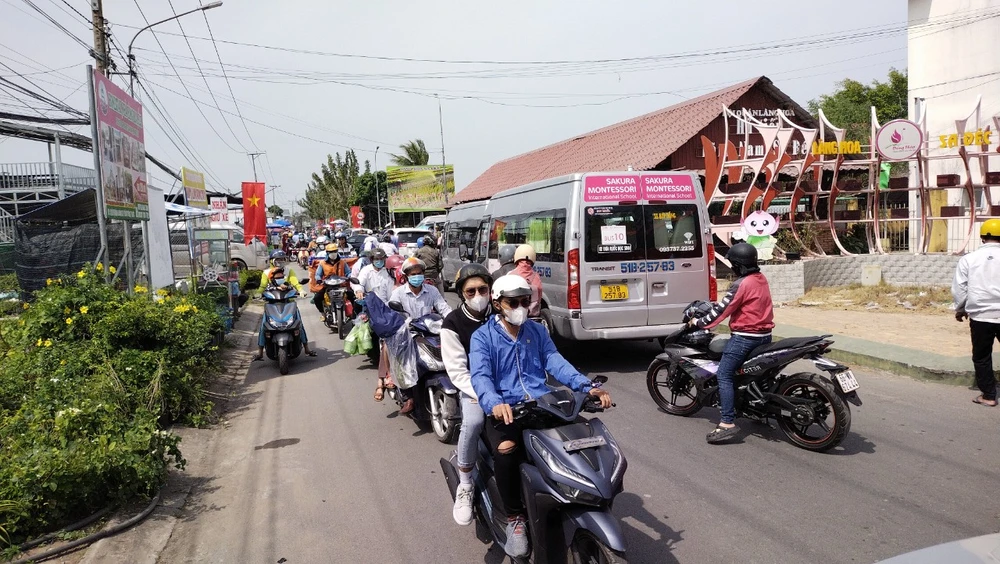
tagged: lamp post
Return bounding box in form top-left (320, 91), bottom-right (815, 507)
top-left (373, 146), bottom-right (382, 229)
top-left (127, 1), bottom-right (223, 96)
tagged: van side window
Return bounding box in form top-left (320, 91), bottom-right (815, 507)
top-left (492, 209), bottom-right (566, 263)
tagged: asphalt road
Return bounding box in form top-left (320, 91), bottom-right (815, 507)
top-left (158, 300), bottom-right (1000, 564)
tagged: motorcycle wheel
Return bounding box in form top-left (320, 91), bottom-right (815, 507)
top-left (430, 389), bottom-right (459, 444)
top-left (278, 347), bottom-right (289, 375)
top-left (775, 372), bottom-right (851, 452)
top-left (568, 530), bottom-right (627, 564)
top-left (646, 358), bottom-right (701, 416)
top-left (324, 306), bottom-right (334, 330)
top-left (337, 308), bottom-right (347, 340)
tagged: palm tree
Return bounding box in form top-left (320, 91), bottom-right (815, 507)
top-left (390, 139), bottom-right (430, 166)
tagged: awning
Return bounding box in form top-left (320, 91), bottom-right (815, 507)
top-left (165, 201), bottom-right (212, 215)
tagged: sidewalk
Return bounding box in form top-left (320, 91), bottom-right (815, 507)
top-left (771, 306), bottom-right (999, 383)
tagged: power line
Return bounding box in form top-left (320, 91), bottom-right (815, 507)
top-left (18, 0), bottom-right (92, 51)
top-left (51, 0), bottom-right (89, 25)
top-left (199, 0), bottom-right (259, 151)
top-left (166, 0), bottom-right (248, 152)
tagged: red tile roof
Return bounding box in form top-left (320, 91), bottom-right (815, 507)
top-left (455, 76), bottom-right (766, 203)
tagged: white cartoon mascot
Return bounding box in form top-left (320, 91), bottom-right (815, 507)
top-left (733, 210), bottom-right (779, 261)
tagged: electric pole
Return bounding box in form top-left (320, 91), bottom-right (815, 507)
top-left (437, 95), bottom-right (449, 205)
top-left (91, 0), bottom-right (110, 76)
top-left (247, 151), bottom-right (265, 182)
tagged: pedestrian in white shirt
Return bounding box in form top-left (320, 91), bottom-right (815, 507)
top-left (953, 219), bottom-right (1000, 407)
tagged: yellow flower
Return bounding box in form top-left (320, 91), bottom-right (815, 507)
top-left (60, 359), bottom-right (66, 365)
top-left (64, 307), bottom-right (71, 315)
top-left (96, 262), bottom-right (104, 271)
top-left (80, 306), bottom-right (89, 314)
top-left (192, 306), bottom-right (199, 312)
top-left (46, 278), bottom-right (53, 286)
top-left (18, 319), bottom-right (24, 326)
top-left (77, 271), bottom-right (86, 279)
top-left (65, 318), bottom-right (73, 325)
top-left (156, 289), bottom-right (169, 297)
top-left (36, 338), bottom-right (42, 346)
top-left (134, 285), bottom-right (148, 294)
top-left (44, 340), bottom-right (53, 347)
top-left (22, 302), bottom-right (29, 309)
top-left (109, 266), bottom-right (117, 274)
top-left (173, 304), bottom-right (192, 313)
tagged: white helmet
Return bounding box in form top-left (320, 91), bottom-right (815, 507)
top-left (316, 235), bottom-right (329, 245)
top-left (514, 244), bottom-right (536, 264)
top-left (491, 274), bottom-right (532, 300)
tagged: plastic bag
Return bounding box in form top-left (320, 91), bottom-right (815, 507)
top-left (385, 320), bottom-right (418, 389)
top-left (344, 323), bottom-right (363, 355)
top-left (356, 321), bottom-right (373, 354)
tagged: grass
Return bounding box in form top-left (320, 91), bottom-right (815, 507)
top-left (794, 283), bottom-right (953, 312)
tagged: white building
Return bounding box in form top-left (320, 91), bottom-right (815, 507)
top-left (908, 0), bottom-right (1000, 251)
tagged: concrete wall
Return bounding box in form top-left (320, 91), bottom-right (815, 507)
top-left (760, 254), bottom-right (959, 303)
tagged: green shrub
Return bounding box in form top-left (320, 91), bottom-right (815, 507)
top-left (0, 265), bottom-right (220, 545)
top-left (241, 269), bottom-right (263, 291)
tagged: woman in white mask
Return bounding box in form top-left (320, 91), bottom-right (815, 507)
top-left (440, 264), bottom-right (494, 526)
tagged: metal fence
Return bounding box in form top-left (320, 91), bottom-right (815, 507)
top-left (0, 161), bottom-right (96, 242)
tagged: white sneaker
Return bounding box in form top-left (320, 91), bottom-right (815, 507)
top-left (453, 483), bottom-right (474, 526)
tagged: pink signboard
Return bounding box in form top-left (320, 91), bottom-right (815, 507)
top-left (583, 175), bottom-right (640, 202)
top-left (93, 69), bottom-right (148, 221)
top-left (641, 174), bottom-right (696, 200)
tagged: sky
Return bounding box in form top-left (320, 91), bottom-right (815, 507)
top-left (0, 0), bottom-right (907, 213)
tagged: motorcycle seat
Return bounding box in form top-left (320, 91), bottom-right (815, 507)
top-left (746, 335), bottom-right (829, 358)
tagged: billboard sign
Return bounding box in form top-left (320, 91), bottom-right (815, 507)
top-left (93, 69), bottom-right (149, 220)
top-left (210, 197), bottom-right (229, 222)
top-left (182, 167), bottom-right (209, 209)
top-left (386, 165), bottom-right (455, 211)
top-left (876, 119), bottom-right (923, 161)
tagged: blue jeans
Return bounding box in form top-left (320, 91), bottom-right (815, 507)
top-left (716, 333), bottom-right (771, 424)
top-left (456, 394), bottom-right (485, 470)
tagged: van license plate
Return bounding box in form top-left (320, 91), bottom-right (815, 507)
top-left (600, 284), bottom-right (628, 301)
top-left (836, 370), bottom-right (860, 393)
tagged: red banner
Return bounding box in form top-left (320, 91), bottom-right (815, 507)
top-left (350, 206), bottom-right (363, 228)
top-left (241, 182), bottom-right (266, 245)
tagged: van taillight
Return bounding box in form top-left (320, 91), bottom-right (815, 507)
top-left (568, 248), bottom-right (581, 310)
top-left (707, 243), bottom-right (718, 301)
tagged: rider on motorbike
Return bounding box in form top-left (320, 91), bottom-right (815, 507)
top-left (335, 232), bottom-right (357, 259)
top-left (490, 244), bottom-right (517, 279)
top-left (469, 275), bottom-right (612, 558)
top-left (388, 257), bottom-right (452, 414)
top-left (414, 236), bottom-right (443, 286)
top-left (312, 244), bottom-right (352, 319)
top-left (688, 242), bottom-right (774, 444)
top-left (511, 244), bottom-right (542, 318)
top-left (260, 250), bottom-right (303, 293)
top-left (352, 248), bottom-right (394, 305)
top-left (253, 267), bottom-right (317, 361)
top-left (441, 264), bottom-right (494, 526)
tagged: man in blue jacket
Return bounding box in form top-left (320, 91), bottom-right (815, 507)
top-left (470, 275), bottom-right (612, 559)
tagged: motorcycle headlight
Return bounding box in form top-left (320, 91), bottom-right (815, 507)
top-left (605, 428), bottom-right (626, 485)
top-left (529, 435), bottom-right (597, 490)
top-left (417, 341), bottom-right (445, 371)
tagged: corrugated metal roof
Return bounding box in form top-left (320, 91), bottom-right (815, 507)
top-left (455, 76), bottom-right (767, 203)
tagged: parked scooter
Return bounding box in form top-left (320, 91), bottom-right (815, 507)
top-left (646, 300), bottom-right (861, 452)
top-left (262, 284), bottom-right (304, 375)
top-left (440, 383), bottom-right (628, 564)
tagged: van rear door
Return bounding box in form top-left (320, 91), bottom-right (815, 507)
top-left (643, 202), bottom-right (707, 325)
top-left (579, 174), bottom-right (648, 329)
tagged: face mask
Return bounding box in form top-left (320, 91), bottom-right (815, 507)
top-left (373, 260), bottom-right (385, 269)
top-left (503, 306), bottom-right (528, 326)
top-left (274, 278), bottom-right (286, 286)
top-left (466, 294), bottom-right (489, 313)
top-left (408, 274), bottom-right (425, 287)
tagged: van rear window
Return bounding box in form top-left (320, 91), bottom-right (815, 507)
top-left (584, 204), bottom-right (702, 263)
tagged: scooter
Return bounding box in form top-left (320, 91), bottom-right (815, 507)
top-left (322, 275), bottom-right (353, 340)
top-left (440, 382), bottom-right (628, 564)
top-left (262, 285), bottom-right (303, 375)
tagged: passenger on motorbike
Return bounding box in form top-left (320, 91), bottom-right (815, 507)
top-left (469, 275), bottom-right (612, 558)
top-left (379, 234), bottom-right (399, 257)
top-left (441, 264), bottom-right (494, 526)
top-left (260, 250), bottom-right (303, 294)
top-left (490, 244), bottom-right (518, 279)
top-left (253, 267), bottom-right (317, 361)
top-left (414, 236), bottom-right (443, 286)
top-left (688, 242), bottom-right (774, 444)
top-left (511, 244), bottom-right (543, 318)
top-left (312, 244), bottom-right (352, 319)
top-left (389, 257), bottom-right (452, 414)
top-left (335, 232), bottom-right (357, 259)
top-left (352, 248), bottom-right (394, 305)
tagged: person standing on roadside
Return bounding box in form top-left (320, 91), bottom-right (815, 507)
top-left (953, 219), bottom-right (1000, 407)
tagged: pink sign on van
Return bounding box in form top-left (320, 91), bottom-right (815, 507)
top-left (583, 175), bottom-right (640, 202)
top-left (641, 174), bottom-right (695, 200)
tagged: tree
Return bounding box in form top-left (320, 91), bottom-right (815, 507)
top-left (298, 150), bottom-right (360, 221)
top-left (808, 69), bottom-right (908, 144)
top-left (390, 139), bottom-right (430, 166)
top-left (267, 204), bottom-right (284, 218)
top-left (351, 160), bottom-right (388, 229)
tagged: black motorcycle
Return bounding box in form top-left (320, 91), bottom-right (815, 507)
top-left (441, 385), bottom-right (628, 564)
top-left (322, 275), bottom-right (352, 339)
top-left (262, 285), bottom-right (304, 375)
top-left (646, 301), bottom-right (861, 452)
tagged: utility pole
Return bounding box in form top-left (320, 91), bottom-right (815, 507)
top-left (373, 146), bottom-right (382, 228)
top-left (437, 94), bottom-right (449, 205)
top-left (247, 151), bottom-right (265, 182)
top-left (91, 0), bottom-right (109, 76)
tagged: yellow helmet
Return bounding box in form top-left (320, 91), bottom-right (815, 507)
top-left (325, 243), bottom-right (338, 253)
top-left (982, 218), bottom-right (1000, 239)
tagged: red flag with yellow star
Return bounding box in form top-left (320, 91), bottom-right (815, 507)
top-left (241, 182), bottom-right (266, 245)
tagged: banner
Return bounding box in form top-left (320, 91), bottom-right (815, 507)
top-left (386, 165), bottom-right (455, 212)
top-left (182, 167), bottom-right (209, 209)
top-left (92, 69), bottom-right (149, 220)
top-left (350, 206), bottom-right (364, 228)
top-left (241, 182), bottom-right (266, 245)
top-left (210, 197), bottom-right (229, 222)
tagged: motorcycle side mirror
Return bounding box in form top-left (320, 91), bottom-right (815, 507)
top-left (349, 277), bottom-right (360, 285)
top-left (388, 301), bottom-right (405, 313)
top-left (593, 375), bottom-right (609, 385)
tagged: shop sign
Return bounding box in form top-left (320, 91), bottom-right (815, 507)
top-left (938, 129), bottom-right (993, 149)
top-left (811, 140), bottom-right (863, 155)
top-left (875, 119), bottom-right (923, 161)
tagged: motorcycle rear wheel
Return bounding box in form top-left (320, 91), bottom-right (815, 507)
top-left (278, 347), bottom-right (289, 375)
top-left (337, 308), bottom-right (347, 340)
top-left (430, 389), bottom-right (459, 444)
top-left (568, 530), bottom-right (627, 564)
top-left (646, 358), bottom-right (701, 416)
top-left (775, 372), bottom-right (851, 452)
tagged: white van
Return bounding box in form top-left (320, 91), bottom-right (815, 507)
top-left (169, 221), bottom-right (269, 274)
top-left (441, 200), bottom-right (488, 290)
top-left (416, 214), bottom-right (447, 231)
top-left (478, 172), bottom-right (716, 340)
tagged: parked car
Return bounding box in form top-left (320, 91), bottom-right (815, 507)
top-left (394, 228), bottom-right (432, 257)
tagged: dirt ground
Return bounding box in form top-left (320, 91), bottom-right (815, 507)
top-left (774, 305), bottom-right (970, 358)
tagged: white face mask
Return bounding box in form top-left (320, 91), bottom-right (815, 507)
top-left (466, 294), bottom-right (490, 313)
top-left (503, 306), bottom-right (528, 326)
